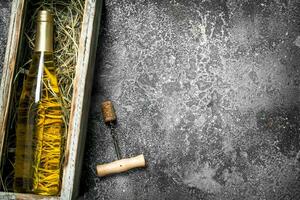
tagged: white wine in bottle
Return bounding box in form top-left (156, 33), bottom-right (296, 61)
top-left (14, 10), bottom-right (63, 196)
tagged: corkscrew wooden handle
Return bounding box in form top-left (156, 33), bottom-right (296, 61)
top-left (96, 154), bottom-right (146, 177)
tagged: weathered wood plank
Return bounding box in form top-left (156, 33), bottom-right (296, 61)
top-left (0, 192), bottom-right (59, 200)
top-left (0, 0), bottom-right (25, 168)
top-left (61, 0), bottom-right (103, 199)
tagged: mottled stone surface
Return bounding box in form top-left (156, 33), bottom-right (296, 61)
top-left (83, 0), bottom-right (300, 199)
top-left (0, 1), bottom-right (11, 80)
top-left (1, 0), bottom-right (300, 200)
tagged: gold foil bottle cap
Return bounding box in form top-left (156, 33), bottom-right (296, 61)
top-left (37, 10), bottom-right (54, 22)
top-left (35, 10), bottom-right (53, 52)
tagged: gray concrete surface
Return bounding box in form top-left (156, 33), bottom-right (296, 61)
top-left (0, 1), bottom-right (11, 78)
top-left (83, 0), bottom-right (300, 199)
top-left (1, 0), bottom-right (300, 200)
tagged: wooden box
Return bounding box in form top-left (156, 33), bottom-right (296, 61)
top-left (0, 0), bottom-right (102, 199)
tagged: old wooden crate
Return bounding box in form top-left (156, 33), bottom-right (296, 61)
top-left (0, 0), bottom-right (102, 199)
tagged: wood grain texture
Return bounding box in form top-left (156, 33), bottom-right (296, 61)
top-left (0, 0), bottom-right (103, 199)
top-left (60, 0), bottom-right (103, 199)
top-left (0, 192), bottom-right (59, 200)
top-left (96, 154), bottom-right (146, 177)
top-left (0, 0), bottom-right (25, 168)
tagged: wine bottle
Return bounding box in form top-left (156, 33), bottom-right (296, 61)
top-left (14, 10), bottom-right (63, 196)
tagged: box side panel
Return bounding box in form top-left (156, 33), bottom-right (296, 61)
top-left (60, 0), bottom-right (103, 199)
top-left (0, 0), bottom-right (25, 166)
top-left (0, 192), bottom-right (59, 200)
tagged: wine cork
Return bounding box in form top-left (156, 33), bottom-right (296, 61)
top-left (101, 100), bottom-right (117, 123)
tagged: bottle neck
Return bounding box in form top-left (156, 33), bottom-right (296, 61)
top-left (34, 16), bottom-right (53, 52)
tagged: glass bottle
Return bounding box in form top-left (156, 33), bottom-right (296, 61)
top-left (14, 10), bottom-right (63, 196)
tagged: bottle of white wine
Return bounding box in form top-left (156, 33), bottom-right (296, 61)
top-left (14, 10), bottom-right (63, 196)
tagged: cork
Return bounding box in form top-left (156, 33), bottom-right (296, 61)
top-left (101, 100), bottom-right (117, 124)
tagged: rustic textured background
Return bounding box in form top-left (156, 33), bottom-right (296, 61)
top-left (0, 1), bottom-right (10, 77)
top-left (2, 0), bottom-right (300, 200)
